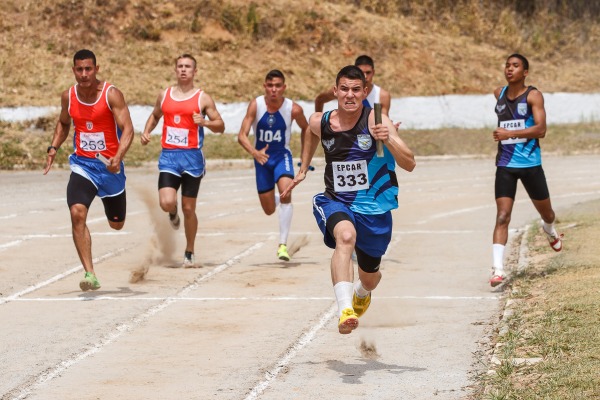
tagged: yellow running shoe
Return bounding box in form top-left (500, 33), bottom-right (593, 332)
top-left (79, 272), bottom-right (101, 291)
top-left (352, 292), bottom-right (371, 318)
top-left (338, 308), bottom-right (359, 334)
top-left (277, 244), bottom-right (290, 261)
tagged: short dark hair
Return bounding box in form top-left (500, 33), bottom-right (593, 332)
top-left (265, 69), bottom-right (285, 82)
top-left (336, 65), bottom-right (366, 86)
top-left (176, 53), bottom-right (197, 69)
top-left (73, 49), bottom-right (96, 66)
top-left (507, 53), bottom-right (529, 70)
top-left (354, 55), bottom-right (374, 69)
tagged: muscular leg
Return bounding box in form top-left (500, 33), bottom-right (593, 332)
top-left (276, 177), bottom-right (293, 245)
top-left (181, 195), bottom-right (198, 253)
top-left (532, 197), bottom-right (556, 224)
top-left (70, 203), bottom-right (94, 274)
top-left (258, 189), bottom-right (277, 215)
top-left (493, 197), bottom-right (514, 245)
top-left (331, 220), bottom-right (356, 284)
top-left (357, 269), bottom-right (382, 291)
top-left (158, 187), bottom-right (178, 215)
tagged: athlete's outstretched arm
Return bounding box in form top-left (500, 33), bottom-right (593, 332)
top-left (281, 113), bottom-right (322, 198)
top-left (141, 90), bottom-right (165, 145)
top-left (44, 90), bottom-right (71, 175)
top-left (237, 99), bottom-right (269, 165)
top-left (108, 87), bottom-right (134, 173)
top-left (196, 93), bottom-right (225, 133)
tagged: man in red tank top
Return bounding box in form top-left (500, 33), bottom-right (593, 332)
top-left (43, 49), bottom-right (134, 291)
top-left (141, 54), bottom-right (225, 268)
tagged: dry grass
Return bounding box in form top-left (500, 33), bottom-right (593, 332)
top-left (0, 0), bottom-right (599, 107)
top-left (480, 200), bottom-right (600, 399)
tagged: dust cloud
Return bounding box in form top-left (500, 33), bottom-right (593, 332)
top-left (129, 186), bottom-right (177, 283)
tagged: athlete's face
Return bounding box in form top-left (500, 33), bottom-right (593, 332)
top-left (504, 57), bottom-right (528, 84)
top-left (334, 77), bottom-right (367, 112)
top-left (263, 78), bottom-right (286, 100)
top-left (358, 64), bottom-right (374, 86)
top-left (72, 59), bottom-right (98, 88)
top-left (175, 57), bottom-right (196, 81)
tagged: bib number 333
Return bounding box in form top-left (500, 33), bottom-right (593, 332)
top-left (332, 160), bottom-right (369, 192)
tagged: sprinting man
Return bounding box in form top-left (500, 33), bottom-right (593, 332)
top-left (43, 49), bottom-right (134, 291)
top-left (490, 53), bottom-right (563, 287)
top-left (237, 69), bottom-right (309, 261)
top-left (314, 54), bottom-right (392, 115)
top-left (282, 65), bottom-right (415, 334)
top-left (141, 53), bottom-right (225, 267)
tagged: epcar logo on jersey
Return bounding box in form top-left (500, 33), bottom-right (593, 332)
top-left (322, 138), bottom-right (335, 151)
top-left (357, 134), bottom-right (372, 150)
top-left (517, 103), bottom-right (527, 116)
top-left (495, 104), bottom-right (506, 113)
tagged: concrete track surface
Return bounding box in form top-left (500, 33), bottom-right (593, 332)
top-left (1, 155), bottom-right (598, 400)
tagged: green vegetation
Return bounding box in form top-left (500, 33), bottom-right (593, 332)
top-left (480, 200), bottom-right (600, 399)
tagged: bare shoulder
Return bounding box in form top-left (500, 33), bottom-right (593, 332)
top-left (493, 86), bottom-right (504, 99)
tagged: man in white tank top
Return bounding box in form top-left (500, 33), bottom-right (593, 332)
top-left (315, 55), bottom-right (392, 115)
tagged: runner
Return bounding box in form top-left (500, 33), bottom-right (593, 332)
top-left (141, 53), bottom-right (225, 267)
top-left (490, 53), bottom-right (563, 287)
top-left (237, 70), bottom-right (309, 261)
top-left (43, 49), bottom-right (134, 291)
top-left (282, 65), bottom-right (415, 334)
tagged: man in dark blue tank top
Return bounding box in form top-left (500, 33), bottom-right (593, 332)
top-left (283, 65), bottom-right (416, 335)
top-left (490, 54), bottom-right (563, 288)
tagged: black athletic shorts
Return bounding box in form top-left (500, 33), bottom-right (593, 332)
top-left (495, 166), bottom-right (550, 201)
top-left (67, 173), bottom-right (127, 222)
top-left (158, 171), bottom-right (202, 198)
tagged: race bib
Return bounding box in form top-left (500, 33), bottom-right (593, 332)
top-left (80, 131), bottom-right (107, 151)
top-left (332, 160), bottom-right (369, 192)
top-left (500, 119), bottom-right (527, 144)
top-left (166, 126), bottom-right (189, 146)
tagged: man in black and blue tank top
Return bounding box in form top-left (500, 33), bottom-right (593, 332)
top-left (490, 54), bottom-right (563, 287)
top-left (283, 65), bottom-right (415, 334)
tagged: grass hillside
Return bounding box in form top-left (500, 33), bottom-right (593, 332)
top-left (1, 0), bottom-right (599, 107)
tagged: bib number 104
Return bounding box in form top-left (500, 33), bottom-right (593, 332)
top-left (258, 129), bottom-right (282, 143)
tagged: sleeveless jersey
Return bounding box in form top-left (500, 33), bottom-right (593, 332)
top-left (161, 87), bottom-right (205, 150)
top-left (495, 86), bottom-right (541, 167)
top-left (321, 106), bottom-right (399, 214)
top-left (252, 96), bottom-right (293, 155)
top-left (363, 84), bottom-right (381, 108)
top-left (69, 82), bottom-right (121, 159)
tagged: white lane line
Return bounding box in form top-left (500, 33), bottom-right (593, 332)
top-left (0, 248), bottom-right (127, 305)
top-left (244, 303), bottom-right (338, 400)
top-left (10, 241), bottom-right (266, 400)
top-left (7, 295), bottom-right (500, 302)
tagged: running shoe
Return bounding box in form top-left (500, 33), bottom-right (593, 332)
top-left (277, 244), bottom-right (290, 261)
top-left (169, 208), bottom-right (180, 230)
top-left (352, 291), bottom-right (371, 318)
top-left (338, 308), bottom-right (359, 334)
top-left (489, 270), bottom-right (506, 287)
top-left (79, 272), bottom-right (101, 291)
top-left (544, 230), bottom-right (563, 252)
top-left (182, 252), bottom-right (195, 268)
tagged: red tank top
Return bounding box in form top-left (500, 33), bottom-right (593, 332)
top-left (161, 87), bottom-right (204, 149)
top-left (69, 82), bottom-right (120, 159)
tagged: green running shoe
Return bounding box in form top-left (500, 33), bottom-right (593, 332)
top-left (79, 272), bottom-right (101, 291)
top-left (277, 244), bottom-right (290, 261)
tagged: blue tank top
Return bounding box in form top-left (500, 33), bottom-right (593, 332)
top-left (495, 86), bottom-right (541, 167)
top-left (320, 106), bottom-right (398, 214)
top-left (252, 96), bottom-right (293, 156)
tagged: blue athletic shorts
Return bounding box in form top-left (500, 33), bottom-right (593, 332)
top-left (69, 154), bottom-right (125, 198)
top-left (158, 149), bottom-right (206, 178)
top-left (254, 149), bottom-right (294, 194)
top-left (312, 193), bottom-right (393, 257)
